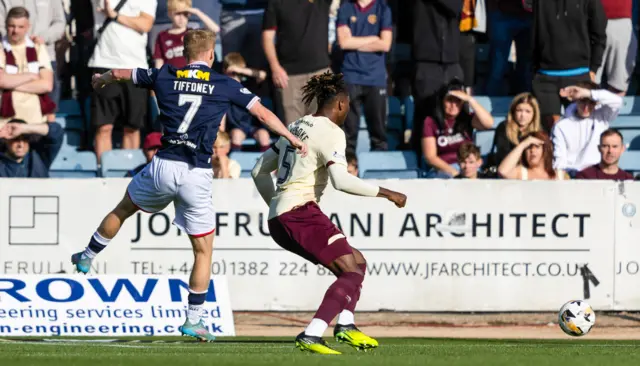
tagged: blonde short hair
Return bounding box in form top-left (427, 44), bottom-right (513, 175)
top-left (184, 29), bottom-right (215, 61)
top-left (216, 131), bottom-right (230, 145)
top-left (167, 0), bottom-right (191, 13)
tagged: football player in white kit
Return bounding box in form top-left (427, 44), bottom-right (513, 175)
top-left (252, 72), bottom-right (407, 354)
top-left (71, 30), bottom-right (306, 342)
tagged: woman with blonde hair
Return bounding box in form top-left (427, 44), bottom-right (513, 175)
top-left (498, 131), bottom-right (569, 181)
top-left (490, 92), bottom-right (542, 166)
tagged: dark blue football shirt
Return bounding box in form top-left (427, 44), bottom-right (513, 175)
top-left (133, 61), bottom-right (259, 168)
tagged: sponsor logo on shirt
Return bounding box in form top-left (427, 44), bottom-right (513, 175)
top-left (176, 69), bottom-right (210, 81)
top-left (239, 88), bottom-right (251, 95)
top-left (333, 151), bottom-right (346, 161)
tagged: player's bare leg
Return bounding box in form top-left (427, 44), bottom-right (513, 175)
top-left (179, 232), bottom-right (217, 342)
top-left (333, 247), bottom-right (378, 351)
top-left (71, 194), bottom-right (138, 273)
top-left (296, 251), bottom-right (364, 355)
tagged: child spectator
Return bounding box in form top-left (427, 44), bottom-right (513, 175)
top-left (490, 92), bottom-right (541, 167)
top-left (454, 142), bottom-right (484, 179)
top-left (498, 131), bottom-right (569, 181)
top-left (127, 132), bottom-right (163, 177)
top-left (153, 0), bottom-right (220, 69)
top-left (552, 82), bottom-right (623, 176)
top-left (576, 129), bottom-right (634, 180)
top-left (212, 131), bottom-right (241, 179)
top-left (222, 52), bottom-right (270, 152)
top-left (422, 80), bottom-right (493, 178)
top-left (346, 152), bottom-right (358, 177)
top-left (0, 119), bottom-right (62, 177)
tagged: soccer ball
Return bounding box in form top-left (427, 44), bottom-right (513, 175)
top-left (558, 300), bottom-right (596, 336)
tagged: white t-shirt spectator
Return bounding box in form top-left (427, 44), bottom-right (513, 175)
top-left (89, 0), bottom-right (157, 69)
top-left (552, 90), bottom-right (623, 173)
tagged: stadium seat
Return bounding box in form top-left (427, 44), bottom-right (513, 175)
top-left (629, 135), bottom-right (640, 151)
top-left (356, 130), bottom-right (370, 154)
top-left (474, 97), bottom-right (512, 122)
top-left (101, 149), bottom-right (146, 177)
top-left (363, 170), bottom-right (419, 179)
top-left (358, 151), bottom-right (419, 179)
top-left (619, 151), bottom-right (640, 176)
top-left (619, 97), bottom-right (640, 116)
top-left (230, 152), bottom-right (262, 178)
top-left (388, 96), bottom-right (403, 131)
top-left (474, 129), bottom-right (495, 156)
top-left (49, 149), bottom-right (98, 178)
top-left (611, 116), bottom-right (640, 129)
top-left (617, 128), bottom-right (640, 149)
top-left (403, 96), bottom-right (414, 130)
top-left (57, 99), bottom-right (82, 117)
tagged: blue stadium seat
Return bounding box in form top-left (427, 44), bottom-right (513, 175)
top-left (57, 99), bottom-right (82, 117)
top-left (358, 151), bottom-right (418, 179)
top-left (388, 96), bottom-right (403, 131)
top-left (474, 97), bottom-right (511, 122)
top-left (403, 96), bottom-right (414, 130)
top-left (474, 129), bottom-right (495, 156)
top-left (619, 151), bottom-right (640, 175)
top-left (230, 152), bottom-right (262, 178)
top-left (611, 116), bottom-right (640, 129)
top-left (618, 97), bottom-right (640, 116)
top-left (617, 128), bottom-right (640, 149)
top-left (356, 130), bottom-right (370, 154)
top-left (629, 135), bottom-right (640, 151)
top-left (101, 149), bottom-right (146, 177)
top-left (49, 149), bottom-right (98, 178)
top-left (63, 130), bottom-right (82, 148)
top-left (363, 170), bottom-right (419, 179)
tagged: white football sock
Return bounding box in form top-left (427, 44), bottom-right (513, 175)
top-left (187, 304), bottom-right (203, 324)
top-left (304, 318), bottom-right (328, 337)
top-left (337, 310), bottom-right (355, 326)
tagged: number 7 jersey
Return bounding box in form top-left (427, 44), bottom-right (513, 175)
top-left (269, 115), bottom-right (348, 219)
top-left (132, 62), bottom-right (259, 168)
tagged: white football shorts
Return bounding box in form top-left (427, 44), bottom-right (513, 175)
top-left (127, 156), bottom-right (215, 237)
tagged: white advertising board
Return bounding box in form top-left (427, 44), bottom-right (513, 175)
top-left (0, 178), bottom-right (636, 311)
top-left (0, 275), bottom-right (235, 337)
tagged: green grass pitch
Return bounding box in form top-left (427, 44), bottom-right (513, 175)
top-left (1, 337), bottom-right (640, 366)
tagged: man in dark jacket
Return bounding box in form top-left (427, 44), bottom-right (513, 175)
top-left (532, 0), bottom-right (607, 130)
top-left (0, 119), bottom-right (63, 177)
top-left (411, 0), bottom-right (463, 153)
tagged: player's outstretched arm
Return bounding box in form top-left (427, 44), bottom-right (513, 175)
top-left (92, 69), bottom-right (133, 90)
top-left (251, 148), bottom-right (280, 205)
top-left (248, 102), bottom-right (308, 156)
top-left (327, 164), bottom-right (406, 208)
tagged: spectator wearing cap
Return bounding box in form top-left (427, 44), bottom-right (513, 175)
top-left (126, 132), bottom-right (163, 177)
top-left (576, 129), bottom-right (634, 180)
top-left (484, 0), bottom-right (532, 96)
top-left (596, 0), bottom-right (637, 96)
top-left (422, 80), bottom-right (493, 179)
top-left (454, 142), bottom-right (484, 179)
top-left (336, 0), bottom-right (392, 156)
top-left (531, 0), bottom-right (607, 130)
top-left (0, 1), bottom-right (66, 106)
top-left (262, 0), bottom-right (331, 124)
top-left (0, 118), bottom-right (63, 177)
top-left (0, 7), bottom-right (55, 126)
top-left (552, 82), bottom-right (623, 176)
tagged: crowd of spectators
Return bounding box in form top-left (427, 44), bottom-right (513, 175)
top-left (0, 0), bottom-right (638, 181)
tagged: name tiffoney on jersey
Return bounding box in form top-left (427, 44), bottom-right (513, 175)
top-left (173, 80), bottom-right (215, 94)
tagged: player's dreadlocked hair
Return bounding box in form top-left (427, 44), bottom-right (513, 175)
top-left (301, 71), bottom-right (347, 108)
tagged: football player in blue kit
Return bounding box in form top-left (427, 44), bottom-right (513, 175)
top-left (71, 29), bottom-right (306, 342)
